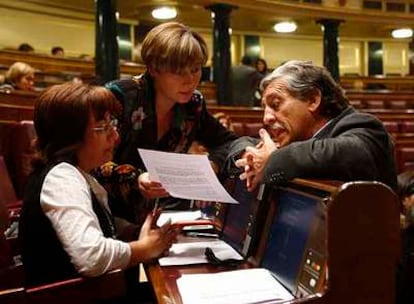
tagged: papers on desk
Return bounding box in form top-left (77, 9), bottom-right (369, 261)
top-left (177, 268), bottom-right (294, 304)
top-left (159, 238), bottom-right (243, 266)
top-left (138, 149), bottom-right (238, 203)
top-left (157, 210), bottom-right (203, 227)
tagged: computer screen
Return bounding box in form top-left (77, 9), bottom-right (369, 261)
top-left (260, 187), bottom-right (327, 296)
top-left (220, 178), bottom-right (264, 257)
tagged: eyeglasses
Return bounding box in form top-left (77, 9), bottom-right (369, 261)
top-left (92, 118), bottom-right (118, 133)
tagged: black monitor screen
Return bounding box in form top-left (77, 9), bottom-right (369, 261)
top-left (261, 189), bottom-right (323, 294)
top-left (221, 178), bottom-right (257, 255)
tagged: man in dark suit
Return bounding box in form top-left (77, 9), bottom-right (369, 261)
top-left (226, 60), bottom-right (397, 191)
top-left (231, 55), bottom-right (263, 106)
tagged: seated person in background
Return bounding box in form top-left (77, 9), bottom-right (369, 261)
top-left (51, 46), bottom-right (64, 57)
top-left (17, 43), bottom-right (34, 53)
top-left (19, 83), bottom-right (178, 290)
top-left (231, 55), bottom-right (263, 107)
top-left (396, 170), bottom-right (414, 304)
top-left (397, 170), bottom-right (414, 228)
top-left (0, 62), bottom-right (35, 92)
top-left (255, 58), bottom-right (269, 77)
top-left (253, 58), bottom-right (270, 106)
top-left (96, 22), bottom-right (238, 222)
top-left (226, 60), bottom-right (397, 192)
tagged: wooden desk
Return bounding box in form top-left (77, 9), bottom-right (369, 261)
top-left (145, 180), bottom-right (399, 304)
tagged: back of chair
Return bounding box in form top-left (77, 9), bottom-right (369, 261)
top-left (12, 121), bottom-right (36, 198)
top-left (364, 100), bottom-right (384, 109)
top-left (400, 121), bottom-right (414, 133)
top-left (0, 156), bottom-right (19, 210)
top-left (244, 122), bottom-right (263, 137)
top-left (26, 269), bottom-right (127, 304)
top-left (327, 181), bottom-right (400, 304)
top-left (397, 147), bottom-right (414, 173)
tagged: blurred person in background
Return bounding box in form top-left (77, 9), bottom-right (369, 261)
top-left (231, 55), bottom-right (263, 107)
top-left (51, 46), bottom-right (65, 57)
top-left (396, 170), bottom-right (414, 304)
top-left (0, 62), bottom-right (35, 92)
top-left (255, 58), bottom-right (269, 76)
top-left (17, 43), bottom-right (34, 53)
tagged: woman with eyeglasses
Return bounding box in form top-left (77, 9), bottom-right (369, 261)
top-left (97, 22), bottom-right (238, 223)
top-left (19, 83), bottom-right (178, 298)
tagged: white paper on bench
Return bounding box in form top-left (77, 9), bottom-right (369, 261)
top-left (177, 268), bottom-right (294, 304)
top-left (157, 210), bottom-right (203, 227)
top-left (159, 239), bottom-right (243, 266)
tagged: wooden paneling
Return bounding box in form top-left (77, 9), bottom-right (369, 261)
top-left (261, 36), bottom-right (323, 68)
top-left (339, 41), bottom-right (363, 76)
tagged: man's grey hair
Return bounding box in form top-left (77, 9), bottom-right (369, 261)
top-left (260, 60), bottom-right (348, 118)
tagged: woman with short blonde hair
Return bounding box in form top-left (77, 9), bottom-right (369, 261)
top-left (99, 22), bottom-right (237, 221)
top-left (2, 61), bottom-right (35, 91)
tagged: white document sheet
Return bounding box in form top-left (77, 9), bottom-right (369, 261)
top-left (158, 238), bottom-right (243, 266)
top-left (157, 210), bottom-right (203, 227)
top-left (177, 268), bottom-right (294, 304)
top-left (138, 149), bottom-right (238, 203)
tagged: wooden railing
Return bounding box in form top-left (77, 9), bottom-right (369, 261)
top-left (340, 75), bottom-right (414, 91)
top-left (346, 90), bottom-right (414, 109)
top-left (0, 49), bottom-right (146, 76)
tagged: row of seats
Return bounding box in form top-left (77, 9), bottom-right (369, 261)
top-left (397, 147), bottom-right (414, 173)
top-left (383, 121), bottom-right (414, 134)
top-left (231, 121), bottom-right (263, 137)
top-left (349, 99), bottom-right (414, 109)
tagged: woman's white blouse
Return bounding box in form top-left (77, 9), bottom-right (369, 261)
top-left (40, 162), bottom-right (131, 276)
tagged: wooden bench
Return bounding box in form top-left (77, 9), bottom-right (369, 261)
top-left (341, 76), bottom-right (414, 91)
top-left (0, 49), bottom-right (146, 76)
top-left (0, 91), bottom-right (38, 107)
top-left (346, 90), bottom-right (414, 109)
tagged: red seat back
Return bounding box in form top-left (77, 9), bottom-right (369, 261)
top-left (244, 122), bottom-right (263, 137)
top-left (11, 121), bottom-right (36, 198)
top-left (397, 147), bottom-right (414, 173)
top-left (383, 121), bottom-right (399, 134)
top-left (0, 156), bottom-right (18, 210)
top-left (400, 121), bottom-right (414, 133)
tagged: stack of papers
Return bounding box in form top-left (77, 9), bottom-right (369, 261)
top-left (157, 210), bottom-right (203, 227)
top-left (159, 239), bottom-right (243, 266)
top-left (177, 268), bottom-right (294, 304)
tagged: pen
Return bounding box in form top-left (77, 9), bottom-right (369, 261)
top-left (185, 232), bottom-right (219, 238)
top-left (152, 198), bottom-right (159, 215)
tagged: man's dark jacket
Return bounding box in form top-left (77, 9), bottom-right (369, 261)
top-left (226, 107), bottom-right (398, 191)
